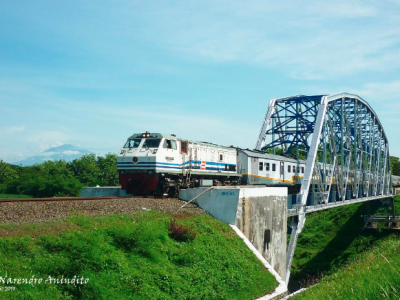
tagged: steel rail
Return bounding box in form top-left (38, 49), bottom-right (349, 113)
top-left (0, 195), bottom-right (172, 203)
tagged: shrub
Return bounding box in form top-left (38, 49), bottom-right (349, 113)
top-left (168, 219), bottom-right (196, 242)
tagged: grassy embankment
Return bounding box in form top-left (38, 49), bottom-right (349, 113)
top-left (0, 211), bottom-right (277, 300)
top-left (290, 196), bottom-right (400, 299)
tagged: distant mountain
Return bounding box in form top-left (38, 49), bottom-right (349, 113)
top-left (13, 144), bottom-right (92, 166)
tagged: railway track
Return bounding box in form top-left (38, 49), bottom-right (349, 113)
top-left (0, 195), bottom-right (173, 203)
top-left (0, 195), bottom-right (204, 225)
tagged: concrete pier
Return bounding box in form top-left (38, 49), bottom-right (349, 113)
top-left (179, 186), bottom-right (288, 279)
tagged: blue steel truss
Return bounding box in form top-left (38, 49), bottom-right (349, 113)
top-left (256, 95), bottom-right (324, 156)
top-left (256, 93), bottom-right (393, 284)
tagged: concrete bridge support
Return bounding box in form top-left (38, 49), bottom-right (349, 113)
top-left (179, 186), bottom-right (288, 279)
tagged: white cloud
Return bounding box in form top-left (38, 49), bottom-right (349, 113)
top-left (4, 126), bottom-right (26, 133)
top-left (132, 0), bottom-right (400, 79)
top-left (352, 81), bottom-right (400, 103)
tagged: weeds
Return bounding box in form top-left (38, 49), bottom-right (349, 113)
top-left (168, 219), bottom-right (196, 242)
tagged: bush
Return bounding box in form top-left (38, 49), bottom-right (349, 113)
top-left (168, 219), bottom-right (196, 242)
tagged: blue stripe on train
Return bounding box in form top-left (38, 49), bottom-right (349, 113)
top-left (118, 160), bottom-right (236, 167)
top-left (117, 164), bottom-right (231, 171)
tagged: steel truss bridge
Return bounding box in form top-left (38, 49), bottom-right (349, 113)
top-left (255, 92), bottom-right (394, 283)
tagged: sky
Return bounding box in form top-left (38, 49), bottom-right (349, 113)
top-left (1, 0), bottom-right (400, 163)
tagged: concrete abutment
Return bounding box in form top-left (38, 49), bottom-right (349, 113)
top-left (179, 186), bottom-right (288, 297)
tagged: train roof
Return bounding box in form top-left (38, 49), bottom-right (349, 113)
top-left (187, 140), bottom-right (236, 150)
top-left (127, 132), bottom-right (236, 150)
top-left (238, 148), bottom-right (305, 163)
top-left (128, 132), bottom-right (176, 139)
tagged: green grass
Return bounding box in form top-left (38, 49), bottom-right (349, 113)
top-left (394, 195), bottom-right (400, 213)
top-left (293, 235), bottom-right (400, 300)
top-left (0, 194), bottom-right (32, 198)
top-left (0, 211), bottom-right (277, 300)
top-left (291, 196), bottom-right (400, 282)
top-left (289, 196), bottom-right (400, 299)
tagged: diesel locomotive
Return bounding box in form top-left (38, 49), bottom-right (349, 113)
top-left (117, 132), bottom-right (306, 196)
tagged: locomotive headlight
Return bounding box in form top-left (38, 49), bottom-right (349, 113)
top-left (133, 157), bottom-right (139, 164)
top-left (142, 131), bottom-right (151, 137)
top-left (153, 149), bottom-right (158, 154)
top-left (120, 150), bottom-right (125, 155)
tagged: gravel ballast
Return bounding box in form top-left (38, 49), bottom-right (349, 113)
top-left (0, 197), bottom-right (206, 224)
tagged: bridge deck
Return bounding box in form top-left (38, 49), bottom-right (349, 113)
top-left (288, 194), bottom-right (393, 216)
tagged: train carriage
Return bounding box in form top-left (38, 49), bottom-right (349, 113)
top-left (237, 149), bottom-right (305, 186)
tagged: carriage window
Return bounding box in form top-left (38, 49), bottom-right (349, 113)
top-left (259, 162), bottom-right (263, 171)
top-left (220, 154), bottom-right (224, 161)
top-left (163, 139), bottom-right (177, 150)
top-left (292, 166), bottom-right (295, 173)
top-left (288, 165), bottom-right (291, 173)
top-left (297, 167), bottom-right (300, 173)
top-left (124, 138), bottom-right (142, 148)
top-left (302, 167), bottom-right (304, 173)
top-left (272, 163), bottom-right (276, 171)
top-left (265, 163), bottom-right (270, 171)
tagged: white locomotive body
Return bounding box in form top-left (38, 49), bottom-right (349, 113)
top-left (117, 132), bottom-right (240, 196)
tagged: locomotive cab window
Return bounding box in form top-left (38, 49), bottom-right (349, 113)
top-left (272, 163), bottom-right (276, 171)
top-left (259, 162), bottom-right (263, 171)
top-left (124, 138), bottom-right (142, 148)
top-left (142, 138), bottom-right (161, 148)
top-left (163, 139), bottom-right (177, 150)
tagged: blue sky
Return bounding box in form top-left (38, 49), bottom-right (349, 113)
top-left (1, 0), bottom-right (400, 162)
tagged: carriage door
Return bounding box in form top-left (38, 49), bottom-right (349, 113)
top-left (280, 161), bottom-right (285, 180)
top-left (180, 141), bottom-right (188, 175)
top-left (251, 158), bottom-right (259, 184)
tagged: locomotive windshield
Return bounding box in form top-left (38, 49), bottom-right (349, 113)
top-left (124, 139), bottom-right (142, 148)
top-left (124, 138), bottom-right (161, 148)
top-left (142, 138), bottom-right (161, 148)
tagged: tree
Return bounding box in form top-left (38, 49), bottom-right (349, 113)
top-left (97, 153), bottom-right (118, 186)
top-left (390, 156), bottom-right (400, 176)
top-left (0, 160), bottom-right (18, 184)
top-left (69, 154), bottom-right (100, 186)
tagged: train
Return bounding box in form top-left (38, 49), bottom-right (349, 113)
top-left (117, 132), bottom-right (306, 196)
